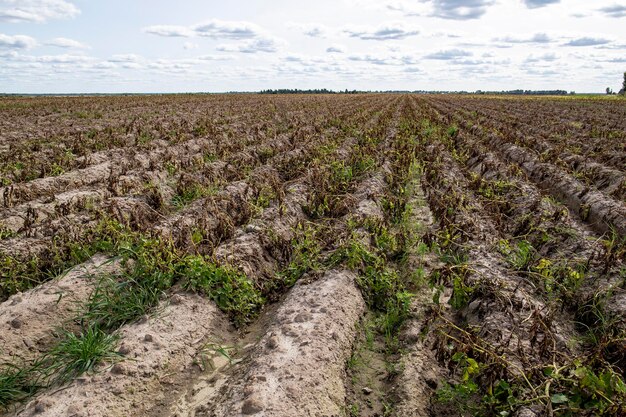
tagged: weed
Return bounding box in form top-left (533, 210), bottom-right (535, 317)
top-left (378, 290), bottom-right (413, 342)
top-left (171, 184), bottom-right (216, 208)
top-left (137, 131), bottom-right (153, 145)
top-left (599, 228), bottom-right (625, 272)
top-left (0, 224), bottom-right (15, 240)
top-left (80, 274), bottom-right (167, 331)
top-left (165, 161), bottom-right (178, 176)
top-left (447, 125), bottom-right (459, 138)
top-left (196, 342), bottom-right (235, 370)
top-left (203, 153), bottom-right (217, 163)
top-left (363, 218), bottom-right (399, 258)
top-left (278, 223), bottom-right (321, 287)
top-left (502, 240), bottom-right (535, 271)
top-left (43, 325), bottom-right (120, 384)
top-left (181, 257), bottom-right (264, 326)
top-left (449, 266), bottom-right (473, 310)
top-left (0, 364), bottom-right (41, 410)
top-left (533, 258), bottom-right (585, 303)
top-left (49, 163), bottom-right (65, 176)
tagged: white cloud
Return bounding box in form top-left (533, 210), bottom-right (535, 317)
top-left (348, 53), bottom-right (419, 66)
top-left (144, 19), bottom-right (264, 40)
top-left (184, 42), bottom-right (199, 50)
top-left (143, 25), bottom-right (194, 38)
top-left (143, 19), bottom-right (284, 54)
top-left (217, 37), bottom-right (283, 53)
top-left (108, 54), bottom-right (143, 63)
top-left (525, 53), bottom-right (559, 62)
top-left (6, 53), bottom-right (94, 64)
top-left (495, 33), bottom-right (553, 44)
top-left (194, 20), bottom-right (261, 39)
top-left (45, 37), bottom-right (88, 49)
top-left (0, 0), bottom-right (79, 23)
top-left (288, 23), bottom-right (330, 38)
top-left (36, 54), bottom-right (91, 64)
top-left (194, 54), bottom-right (234, 61)
top-left (92, 61), bottom-right (116, 69)
top-left (344, 22), bottom-right (420, 41)
top-left (121, 62), bottom-right (143, 69)
top-left (423, 49), bottom-right (473, 59)
top-left (0, 33), bottom-right (37, 49)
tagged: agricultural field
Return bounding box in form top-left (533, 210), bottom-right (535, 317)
top-left (0, 93), bottom-right (624, 417)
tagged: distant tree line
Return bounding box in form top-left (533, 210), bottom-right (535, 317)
top-left (474, 89), bottom-right (571, 95)
top-left (258, 89), bottom-right (577, 95)
top-left (259, 89), bottom-right (362, 94)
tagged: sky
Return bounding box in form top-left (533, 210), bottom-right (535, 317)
top-left (0, 0), bottom-right (625, 93)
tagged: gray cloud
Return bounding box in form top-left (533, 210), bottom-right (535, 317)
top-left (0, 0), bottom-right (79, 23)
top-left (563, 37), bottom-right (611, 47)
top-left (428, 0), bottom-right (495, 20)
top-left (344, 23), bottom-right (419, 40)
top-left (423, 49), bottom-right (472, 59)
top-left (495, 33), bottom-right (553, 43)
top-left (0, 33), bottom-right (37, 49)
top-left (522, 0), bottom-right (560, 9)
top-left (598, 4), bottom-right (626, 18)
top-left (595, 43), bottom-right (626, 50)
top-left (326, 45), bottom-right (345, 53)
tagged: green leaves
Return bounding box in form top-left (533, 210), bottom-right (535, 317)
top-left (0, 364), bottom-right (42, 410)
top-left (181, 257), bottom-right (264, 327)
top-left (551, 393), bottom-right (568, 404)
top-left (44, 325), bottom-right (120, 385)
